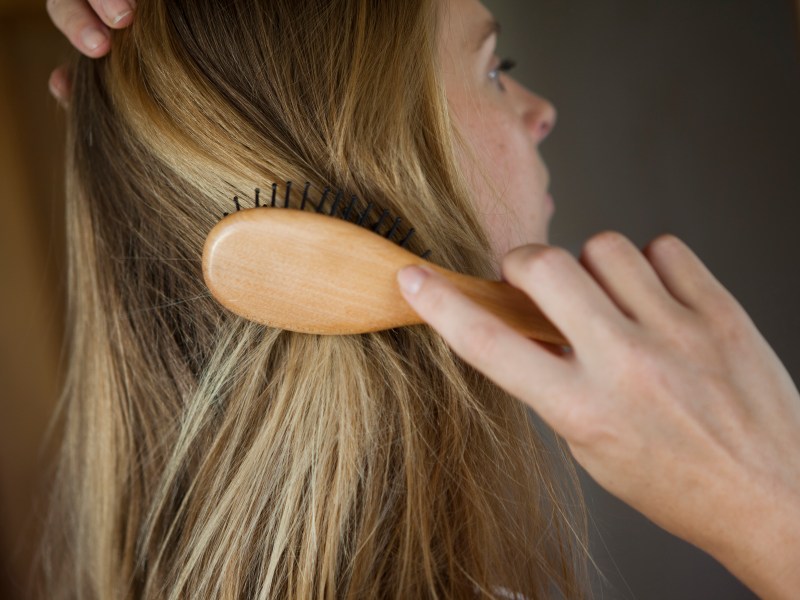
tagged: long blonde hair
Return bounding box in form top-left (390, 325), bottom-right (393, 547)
top-left (41, 0), bottom-right (588, 597)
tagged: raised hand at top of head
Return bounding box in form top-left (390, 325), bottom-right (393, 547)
top-left (46, 0), bottom-right (135, 105)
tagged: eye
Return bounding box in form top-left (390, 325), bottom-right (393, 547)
top-left (488, 58), bottom-right (517, 92)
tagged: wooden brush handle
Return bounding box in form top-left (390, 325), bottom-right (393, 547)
top-left (421, 265), bottom-right (569, 347)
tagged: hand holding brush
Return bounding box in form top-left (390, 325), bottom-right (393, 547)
top-left (398, 233), bottom-right (800, 600)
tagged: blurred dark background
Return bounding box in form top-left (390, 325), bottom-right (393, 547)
top-left (0, 0), bottom-right (797, 598)
top-left (1, 1), bottom-right (68, 599)
top-left (488, 0), bottom-right (799, 598)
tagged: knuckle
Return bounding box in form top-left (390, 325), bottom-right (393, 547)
top-left (501, 246), bottom-right (528, 279)
top-left (646, 233), bottom-right (684, 257)
top-left (521, 246), bottom-right (571, 279)
top-left (583, 230), bottom-right (629, 259)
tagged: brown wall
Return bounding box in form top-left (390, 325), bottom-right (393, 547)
top-left (0, 4), bottom-right (68, 598)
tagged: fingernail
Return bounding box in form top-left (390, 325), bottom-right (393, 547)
top-left (397, 266), bottom-right (430, 295)
top-left (104, 0), bottom-right (133, 24)
top-left (112, 10), bottom-right (133, 25)
top-left (81, 27), bottom-right (108, 50)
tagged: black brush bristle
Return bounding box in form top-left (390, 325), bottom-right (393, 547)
top-left (385, 217), bottom-right (402, 242)
top-left (301, 182), bottom-right (312, 210)
top-left (343, 195), bottom-right (358, 221)
top-left (371, 209), bottom-right (390, 232)
top-left (329, 190), bottom-right (344, 216)
top-left (284, 181), bottom-right (292, 208)
top-left (357, 203), bottom-right (374, 226)
top-left (222, 182), bottom-right (433, 260)
top-left (398, 228), bottom-right (417, 248)
top-left (316, 188), bottom-right (331, 213)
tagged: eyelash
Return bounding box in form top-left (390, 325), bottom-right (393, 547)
top-left (489, 58), bottom-right (517, 92)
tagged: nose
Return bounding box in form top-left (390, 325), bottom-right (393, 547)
top-left (521, 91), bottom-right (557, 145)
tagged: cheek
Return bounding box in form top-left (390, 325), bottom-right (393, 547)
top-left (456, 115), bottom-right (539, 246)
top-left (460, 104), bottom-right (516, 179)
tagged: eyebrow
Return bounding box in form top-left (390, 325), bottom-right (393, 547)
top-left (475, 19), bottom-right (501, 52)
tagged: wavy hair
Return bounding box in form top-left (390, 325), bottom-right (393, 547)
top-left (40, 0), bottom-right (588, 597)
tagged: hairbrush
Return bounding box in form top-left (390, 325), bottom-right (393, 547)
top-left (202, 182), bottom-right (568, 346)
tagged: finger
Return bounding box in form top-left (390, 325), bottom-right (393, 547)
top-left (643, 235), bottom-right (738, 316)
top-left (502, 244), bottom-right (633, 351)
top-left (85, 0), bottom-right (136, 28)
top-left (397, 265), bottom-right (577, 428)
top-left (49, 66), bottom-right (72, 108)
top-left (579, 231), bottom-right (690, 325)
top-left (47, 0), bottom-right (110, 57)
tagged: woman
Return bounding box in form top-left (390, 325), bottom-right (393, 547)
top-left (47, 0), bottom-right (800, 599)
top-left (42, 0), bottom-right (589, 598)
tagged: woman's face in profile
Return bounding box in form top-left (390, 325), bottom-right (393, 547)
top-left (439, 0), bottom-right (557, 262)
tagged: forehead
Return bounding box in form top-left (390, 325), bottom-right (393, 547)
top-left (439, 0), bottom-right (495, 50)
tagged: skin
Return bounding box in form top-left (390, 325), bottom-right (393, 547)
top-left (46, 0), bottom-right (136, 102)
top-left (439, 0), bottom-right (556, 263)
top-left (48, 1), bottom-right (800, 598)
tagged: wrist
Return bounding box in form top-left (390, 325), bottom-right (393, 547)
top-left (706, 475), bottom-right (800, 599)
